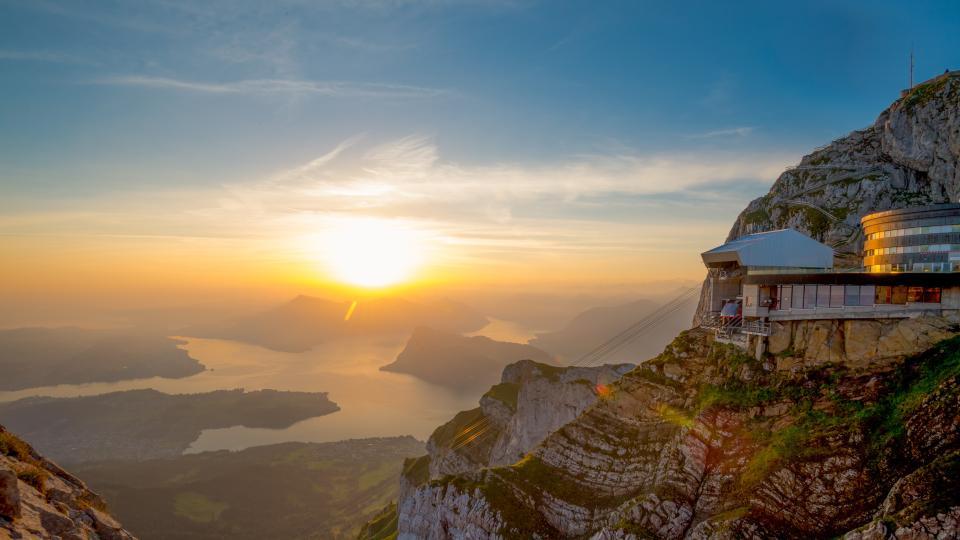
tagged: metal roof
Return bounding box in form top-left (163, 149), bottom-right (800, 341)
top-left (701, 229), bottom-right (834, 269)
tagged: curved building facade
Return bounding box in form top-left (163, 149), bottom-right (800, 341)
top-left (862, 203), bottom-right (960, 272)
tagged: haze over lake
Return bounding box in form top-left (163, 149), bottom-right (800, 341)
top-left (0, 335), bottom-right (482, 452)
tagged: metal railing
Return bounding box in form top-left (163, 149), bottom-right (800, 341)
top-left (742, 320), bottom-right (772, 336)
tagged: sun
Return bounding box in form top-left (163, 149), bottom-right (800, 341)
top-left (319, 218), bottom-right (425, 288)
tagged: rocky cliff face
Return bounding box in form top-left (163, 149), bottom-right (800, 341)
top-left (397, 319), bottom-right (960, 539)
top-left (695, 71), bottom-right (960, 322)
top-left (359, 360), bottom-right (633, 539)
top-left (0, 424), bottom-right (135, 539)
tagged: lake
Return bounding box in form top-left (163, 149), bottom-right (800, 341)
top-left (0, 332), bottom-right (503, 453)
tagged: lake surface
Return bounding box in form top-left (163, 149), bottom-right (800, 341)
top-left (0, 333), bottom-right (490, 453)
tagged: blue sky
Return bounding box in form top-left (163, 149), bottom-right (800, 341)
top-left (2, 0), bottom-right (960, 308)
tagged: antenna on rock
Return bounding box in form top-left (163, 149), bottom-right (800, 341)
top-left (910, 45), bottom-right (914, 89)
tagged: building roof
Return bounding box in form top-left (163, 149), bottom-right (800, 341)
top-left (701, 229), bottom-right (834, 269)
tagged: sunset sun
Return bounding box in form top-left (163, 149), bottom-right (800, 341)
top-left (320, 218), bottom-right (425, 288)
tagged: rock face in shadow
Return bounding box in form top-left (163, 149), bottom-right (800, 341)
top-left (0, 424), bottom-right (136, 539)
top-left (396, 320), bottom-right (960, 539)
top-left (0, 327), bottom-right (204, 391)
top-left (187, 295), bottom-right (488, 352)
top-left (531, 299), bottom-right (696, 365)
top-left (380, 326), bottom-right (555, 393)
top-left (0, 389), bottom-right (339, 463)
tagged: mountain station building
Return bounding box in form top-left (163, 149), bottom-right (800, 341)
top-left (700, 203), bottom-right (960, 356)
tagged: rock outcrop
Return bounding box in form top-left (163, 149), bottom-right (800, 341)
top-left (397, 321), bottom-right (960, 539)
top-left (359, 359), bottom-right (633, 539)
top-left (0, 424), bottom-right (135, 539)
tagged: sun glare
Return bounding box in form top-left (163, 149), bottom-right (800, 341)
top-left (320, 218), bottom-right (425, 288)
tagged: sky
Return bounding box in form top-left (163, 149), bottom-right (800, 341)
top-left (2, 0), bottom-right (960, 321)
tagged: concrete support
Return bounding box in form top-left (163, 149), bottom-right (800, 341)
top-left (754, 335), bottom-right (766, 360)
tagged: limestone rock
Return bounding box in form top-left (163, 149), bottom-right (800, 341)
top-left (0, 462), bottom-right (20, 520)
top-left (0, 425), bottom-right (136, 539)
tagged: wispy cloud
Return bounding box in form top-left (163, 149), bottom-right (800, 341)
top-left (97, 76), bottom-right (447, 98)
top-left (686, 126), bottom-right (755, 139)
top-left (215, 135), bottom-right (795, 229)
top-left (0, 49), bottom-right (92, 65)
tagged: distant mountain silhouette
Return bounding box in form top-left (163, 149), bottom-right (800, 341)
top-left (381, 326), bottom-right (554, 393)
top-left (0, 327), bottom-right (204, 391)
top-left (529, 298), bottom-right (695, 364)
top-left (185, 295), bottom-right (488, 352)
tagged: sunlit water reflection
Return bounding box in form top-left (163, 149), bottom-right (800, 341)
top-left (0, 334), bottom-right (488, 453)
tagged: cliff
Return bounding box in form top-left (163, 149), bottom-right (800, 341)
top-left (0, 424), bottom-right (135, 539)
top-left (359, 359), bottom-right (633, 539)
top-left (398, 320), bottom-right (960, 539)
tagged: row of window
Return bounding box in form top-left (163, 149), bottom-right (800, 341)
top-left (865, 244), bottom-right (960, 256)
top-left (867, 262), bottom-right (960, 273)
top-left (867, 224), bottom-right (960, 240)
top-left (768, 285), bottom-right (942, 310)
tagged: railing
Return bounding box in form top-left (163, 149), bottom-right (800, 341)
top-left (742, 320), bottom-right (772, 336)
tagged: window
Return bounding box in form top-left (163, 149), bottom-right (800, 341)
top-left (924, 287), bottom-right (942, 303)
top-left (860, 285), bottom-right (875, 306)
top-left (779, 286), bottom-right (792, 310)
top-left (845, 285), bottom-right (860, 306)
top-left (793, 285), bottom-right (805, 309)
top-left (804, 285), bottom-right (817, 309)
top-left (892, 286), bottom-right (908, 304)
top-left (830, 285), bottom-right (844, 307)
top-left (907, 286), bottom-right (924, 303)
top-left (876, 286), bottom-right (892, 304)
top-left (817, 285), bottom-right (831, 307)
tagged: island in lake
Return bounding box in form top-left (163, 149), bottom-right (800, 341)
top-left (0, 388), bottom-right (340, 462)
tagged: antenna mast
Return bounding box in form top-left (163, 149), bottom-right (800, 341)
top-left (910, 46), bottom-right (914, 89)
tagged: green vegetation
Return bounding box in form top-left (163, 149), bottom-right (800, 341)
top-left (73, 437), bottom-right (424, 540)
top-left (401, 455), bottom-right (430, 487)
top-left (357, 502), bottom-right (399, 540)
top-left (742, 208), bottom-right (770, 226)
top-left (902, 73), bottom-right (953, 110)
top-left (429, 407), bottom-right (486, 447)
top-left (483, 382), bottom-right (521, 411)
top-left (737, 336), bottom-right (960, 488)
top-left (174, 492), bottom-right (229, 523)
top-left (696, 381), bottom-right (776, 411)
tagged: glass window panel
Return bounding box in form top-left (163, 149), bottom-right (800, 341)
top-left (924, 288), bottom-right (942, 303)
top-left (793, 285), bottom-right (805, 309)
top-left (844, 285), bottom-right (860, 306)
top-left (876, 286), bottom-right (892, 304)
top-left (780, 286), bottom-right (792, 310)
top-left (907, 286), bottom-right (924, 303)
top-left (892, 286), bottom-right (908, 304)
top-left (830, 285), bottom-right (844, 307)
top-left (817, 285), bottom-right (831, 307)
top-left (860, 285), bottom-right (875, 306)
top-left (804, 285), bottom-right (817, 308)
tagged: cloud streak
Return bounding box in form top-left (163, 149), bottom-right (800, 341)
top-left (98, 76), bottom-right (447, 98)
top-left (686, 126), bottom-right (755, 139)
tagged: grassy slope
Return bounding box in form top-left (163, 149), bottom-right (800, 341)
top-left (73, 437), bottom-right (424, 540)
